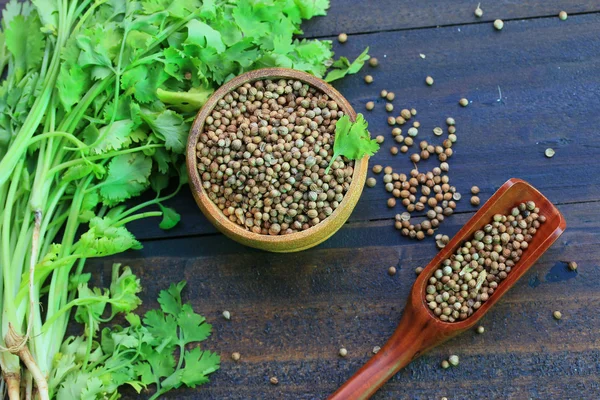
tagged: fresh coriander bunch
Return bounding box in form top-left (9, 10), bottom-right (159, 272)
top-left (0, 0), bottom-right (368, 399)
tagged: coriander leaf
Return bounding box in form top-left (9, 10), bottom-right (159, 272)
top-left (56, 371), bottom-right (91, 400)
top-left (109, 264), bottom-right (142, 316)
top-left (31, 0), bottom-right (58, 28)
top-left (74, 284), bottom-right (108, 333)
top-left (180, 348), bottom-right (220, 388)
top-left (150, 172), bottom-right (169, 194)
top-left (159, 204), bottom-right (181, 230)
top-left (76, 35), bottom-right (113, 69)
top-left (325, 113), bottom-right (379, 174)
top-left (177, 304), bottom-right (212, 345)
top-left (293, 0), bottom-right (330, 19)
top-left (80, 377), bottom-right (103, 400)
top-left (4, 14), bottom-right (45, 80)
top-left (139, 109), bottom-right (189, 154)
top-left (77, 217), bottom-right (142, 258)
top-left (185, 19), bottom-right (225, 53)
top-left (84, 119), bottom-right (134, 154)
top-left (99, 153), bottom-right (152, 205)
top-left (325, 46), bottom-right (370, 82)
top-left (134, 362), bottom-right (155, 386)
top-left (144, 343), bottom-right (176, 378)
top-left (158, 281), bottom-right (186, 316)
top-left (143, 310), bottom-right (178, 352)
top-left (156, 86), bottom-right (213, 113)
top-left (57, 64), bottom-right (90, 112)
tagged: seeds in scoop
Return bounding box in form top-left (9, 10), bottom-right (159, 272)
top-left (494, 19), bottom-right (504, 30)
top-left (339, 348), bottom-right (348, 357)
top-left (365, 75), bottom-right (374, 84)
top-left (270, 377), bottom-right (279, 385)
top-left (223, 310), bottom-right (231, 320)
top-left (459, 98), bottom-right (469, 107)
top-left (386, 103), bottom-right (394, 112)
top-left (568, 261), bottom-right (578, 271)
top-left (441, 360), bottom-right (450, 369)
top-left (553, 311), bottom-right (562, 320)
top-left (426, 76), bottom-right (434, 86)
top-left (366, 101), bottom-right (375, 111)
top-left (471, 196), bottom-right (480, 206)
top-left (381, 90), bottom-right (388, 98)
top-left (391, 146), bottom-right (399, 155)
top-left (476, 326), bottom-right (485, 334)
top-left (433, 127), bottom-right (443, 136)
top-left (366, 178), bottom-right (377, 187)
top-left (475, 3), bottom-right (483, 17)
top-left (376, 135), bottom-right (385, 144)
top-left (387, 198), bottom-right (397, 208)
top-left (448, 355), bottom-right (459, 366)
top-left (388, 266), bottom-right (397, 276)
top-left (386, 92), bottom-right (396, 101)
top-left (338, 33), bottom-right (348, 43)
top-left (545, 148), bottom-right (555, 158)
top-left (231, 352), bottom-right (241, 361)
top-left (369, 57), bottom-right (379, 67)
top-left (446, 117), bottom-right (455, 126)
top-left (559, 11), bottom-right (568, 20)
top-left (372, 165), bottom-right (383, 174)
top-left (471, 186), bottom-right (480, 194)
top-left (372, 346), bottom-right (381, 354)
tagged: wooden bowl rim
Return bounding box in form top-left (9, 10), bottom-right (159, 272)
top-left (186, 67), bottom-right (368, 245)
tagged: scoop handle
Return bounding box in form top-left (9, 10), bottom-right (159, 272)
top-left (328, 304), bottom-right (433, 400)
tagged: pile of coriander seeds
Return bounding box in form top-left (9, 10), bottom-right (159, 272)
top-left (195, 78), bottom-right (354, 235)
top-left (424, 201), bottom-right (546, 322)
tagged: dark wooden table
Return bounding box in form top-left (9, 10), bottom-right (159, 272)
top-left (88, 1), bottom-right (600, 399)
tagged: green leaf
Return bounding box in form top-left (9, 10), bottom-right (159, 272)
top-left (76, 217), bottom-right (142, 258)
top-left (99, 153), bottom-right (152, 205)
top-left (81, 377), bottom-right (104, 400)
top-left (4, 14), bottom-right (45, 80)
top-left (293, 0), bottom-right (330, 19)
top-left (156, 87), bottom-right (213, 113)
top-left (177, 304), bottom-right (212, 345)
top-left (325, 114), bottom-right (379, 174)
top-left (158, 281), bottom-right (186, 316)
top-left (180, 348), bottom-right (220, 388)
top-left (56, 371), bottom-right (91, 400)
top-left (76, 35), bottom-right (113, 69)
top-left (109, 264), bottom-right (142, 316)
top-left (143, 309), bottom-right (178, 352)
top-left (57, 64), bottom-right (91, 112)
top-left (140, 109), bottom-right (189, 154)
top-left (134, 362), bottom-right (155, 385)
top-left (74, 284), bottom-right (109, 333)
top-left (87, 119), bottom-right (134, 154)
top-left (325, 46), bottom-right (370, 82)
top-left (185, 19), bottom-right (226, 53)
top-left (159, 204), bottom-right (181, 230)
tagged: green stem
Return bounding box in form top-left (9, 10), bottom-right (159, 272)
top-left (113, 212), bottom-right (162, 227)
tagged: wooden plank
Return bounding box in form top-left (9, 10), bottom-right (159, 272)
top-left (128, 12), bottom-right (600, 240)
top-left (94, 201), bottom-right (600, 399)
top-left (303, 0), bottom-right (600, 37)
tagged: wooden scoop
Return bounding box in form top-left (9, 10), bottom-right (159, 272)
top-left (329, 178), bottom-right (566, 400)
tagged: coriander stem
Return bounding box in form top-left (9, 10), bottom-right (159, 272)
top-left (113, 211), bottom-right (162, 227)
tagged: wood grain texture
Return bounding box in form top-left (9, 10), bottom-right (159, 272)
top-left (302, 0), bottom-right (600, 37)
top-left (128, 12), bottom-right (600, 240)
top-left (100, 200), bottom-right (599, 399)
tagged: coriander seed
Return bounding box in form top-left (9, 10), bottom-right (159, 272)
top-left (387, 198), bottom-right (397, 208)
top-left (395, 135), bottom-right (404, 143)
top-left (388, 116), bottom-right (396, 125)
top-left (411, 108), bottom-right (417, 116)
top-left (471, 186), bottom-right (480, 195)
top-left (553, 311), bottom-right (562, 320)
top-left (441, 360), bottom-right (450, 369)
top-left (459, 98), bottom-right (469, 107)
top-left (545, 148), bottom-right (555, 158)
top-left (568, 261), bottom-right (578, 271)
top-left (426, 76), bottom-right (434, 86)
top-left (372, 165), bottom-right (383, 174)
top-left (270, 377), bottom-right (279, 385)
top-left (408, 127), bottom-right (418, 137)
top-left (223, 310), bottom-right (231, 320)
top-left (494, 19), bottom-right (504, 30)
top-left (396, 116), bottom-right (406, 125)
top-left (364, 75), bottom-right (374, 84)
top-left (339, 347), bottom-right (348, 357)
top-left (476, 326), bottom-right (485, 334)
top-left (376, 135), bottom-right (385, 144)
top-left (231, 352), bottom-right (241, 361)
top-left (366, 101), bottom-right (375, 111)
top-left (338, 33), bottom-right (348, 43)
top-left (369, 57), bottom-right (379, 67)
top-left (448, 355), bottom-right (459, 366)
top-left (388, 266), bottom-right (397, 276)
top-left (400, 145), bottom-right (408, 153)
top-left (386, 103), bottom-right (394, 112)
top-left (401, 109), bottom-right (412, 120)
top-left (372, 346), bottom-right (381, 354)
top-left (446, 117), bottom-right (455, 126)
top-left (384, 166), bottom-right (393, 174)
top-left (381, 89), bottom-right (388, 98)
top-left (392, 127), bottom-right (402, 136)
top-left (413, 121), bottom-right (421, 128)
top-left (559, 11), bottom-right (567, 20)
top-left (391, 146), bottom-right (399, 155)
top-left (410, 153), bottom-right (420, 163)
top-left (471, 196), bottom-right (480, 206)
top-left (475, 3), bottom-right (483, 17)
top-left (415, 267), bottom-right (423, 275)
top-left (386, 92), bottom-right (396, 101)
top-left (366, 177), bottom-right (377, 187)
top-left (433, 127), bottom-right (443, 136)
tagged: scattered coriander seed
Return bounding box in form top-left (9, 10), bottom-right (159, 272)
top-left (415, 267), bottom-right (423, 275)
top-left (392, 128), bottom-right (402, 136)
top-left (337, 33), bottom-right (348, 43)
top-left (459, 98), bottom-right (469, 107)
top-left (448, 125), bottom-right (456, 134)
top-left (471, 186), bottom-right (480, 194)
top-left (396, 116), bottom-right (406, 125)
top-left (386, 92), bottom-right (396, 101)
top-left (395, 135), bottom-right (404, 143)
top-left (446, 117), bottom-right (455, 126)
top-left (381, 89), bottom-right (388, 98)
top-left (386, 103), bottom-right (394, 112)
top-left (366, 177), bottom-right (377, 188)
top-left (388, 116), bottom-right (396, 125)
top-left (376, 135), bottom-right (385, 144)
top-left (400, 145), bottom-right (408, 153)
top-left (410, 108), bottom-right (417, 116)
top-left (568, 261), bottom-right (578, 271)
top-left (231, 352), bottom-right (241, 361)
top-left (372, 346), bottom-right (381, 354)
top-left (545, 148), bottom-right (555, 158)
top-left (448, 133), bottom-right (457, 142)
top-left (404, 137), bottom-right (414, 146)
top-left (401, 109), bottom-right (412, 120)
top-left (425, 76), bottom-right (434, 86)
top-left (270, 376), bottom-right (279, 385)
top-left (442, 397), bottom-right (448, 400)
top-left (391, 146), bottom-right (399, 155)
top-left (339, 347), bottom-right (348, 357)
top-left (433, 127), bottom-right (443, 136)
top-left (366, 101), bottom-right (375, 111)
top-left (222, 310), bottom-right (231, 320)
top-left (384, 166), bottom-right (393, 174)
top-left (408, 127), bottom-right (419, 137)
top-left (494, 19), bottom-right (504, 30)
top-left (476, 326), bottom-right (485, 334)
top-left (410, 153), bottom-right (420, 163)
top-left (372, 165), bottom-right (383, 174)
top-left (369, 57), bottom-right (379, 67)
top-left (453, 192), bottom-right (462, 201)
top-left (448, 355), bottom-right (459, 366)
top-left (388, 266), bottom-right (397, 276)
top-left (413, 121), bottom-right (421, 128)
top-left (559, 11), bottom-right (568, 21)
top-left (441, 360), bottom-right (450, 369)
top-left (387, 198), bottom-right (397, 208)
top-left (475, 3), bottom-right (483, 18)
top-left (420, 53), bottom-right (426, 59)
top-left (553, 311), bottom-right (562, 320)
top-left (365, 75), bottom-right (374, 84)
top-left (471, 196), bottom-right (480, 206)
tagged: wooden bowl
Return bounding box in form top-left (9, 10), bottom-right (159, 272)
top-left (186, 68), bottom-right (368, 253)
